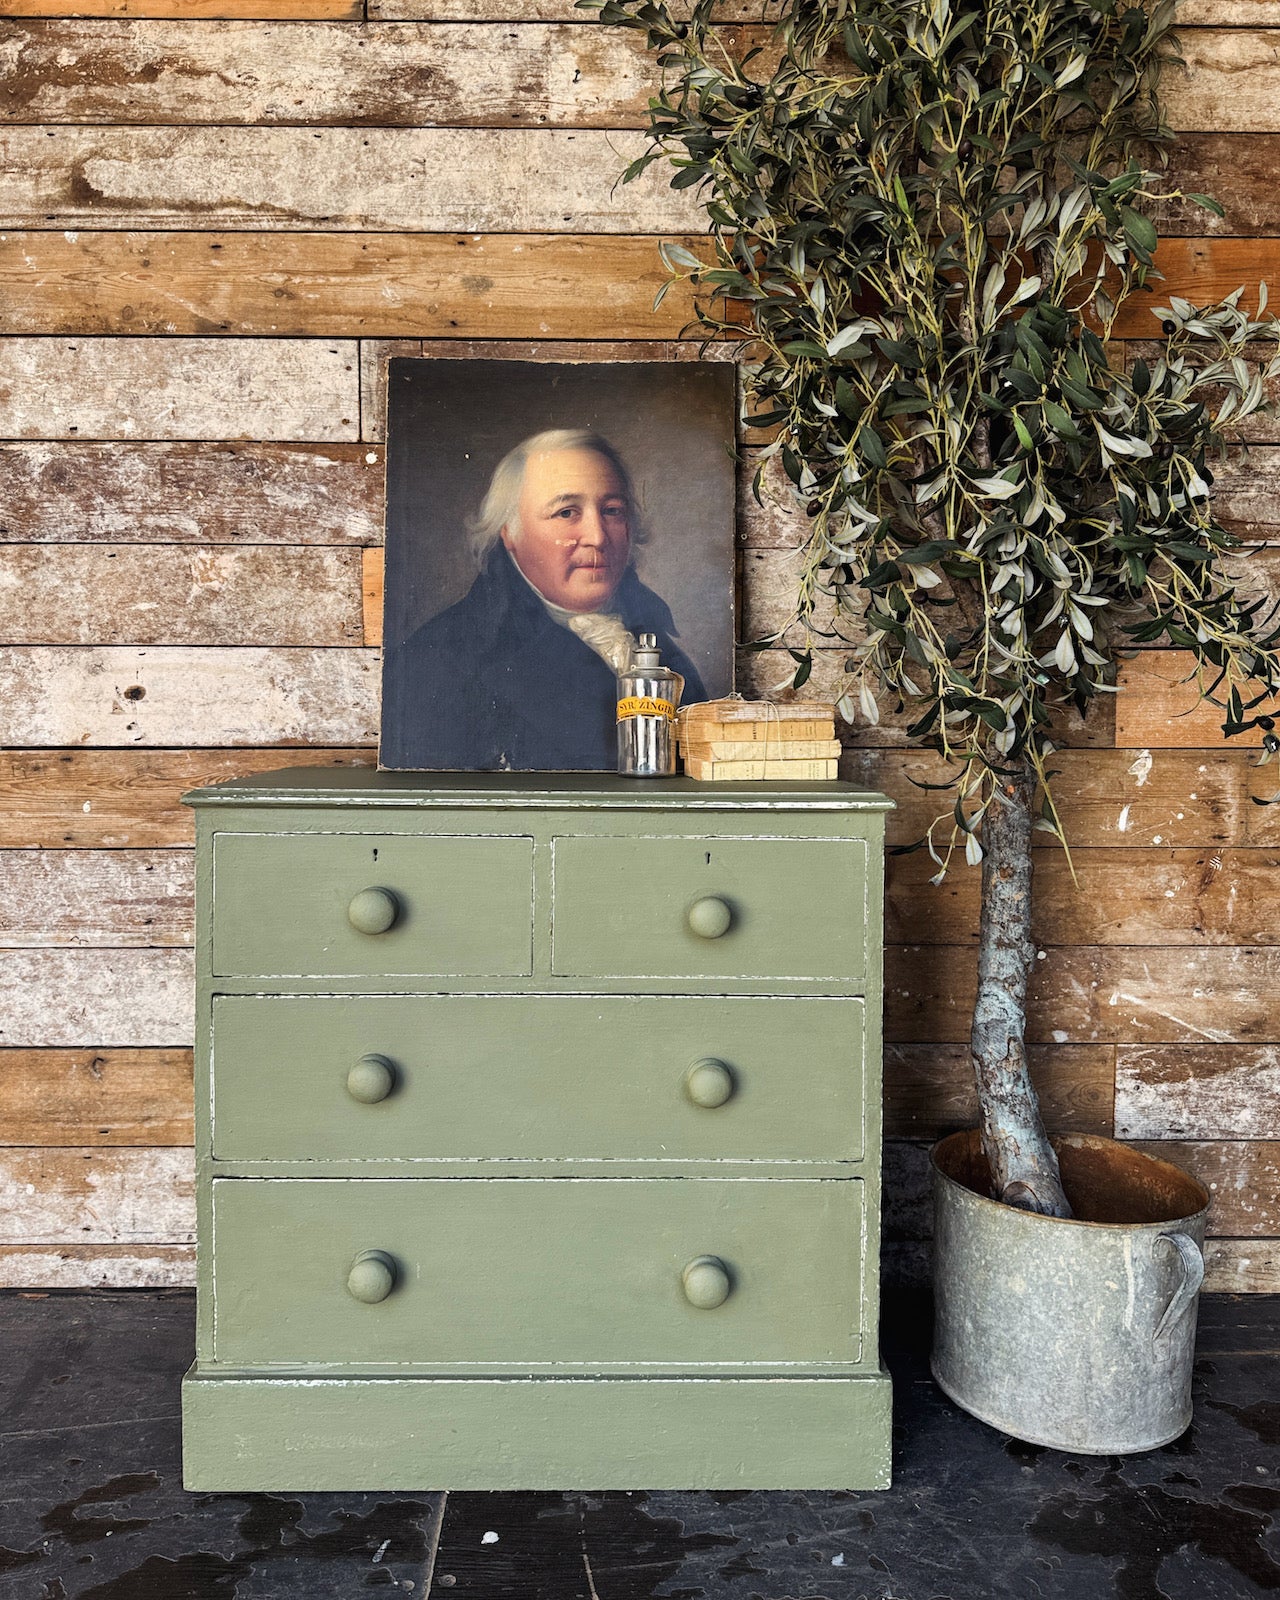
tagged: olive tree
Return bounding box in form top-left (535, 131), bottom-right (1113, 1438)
top-left (584, 0), bottom-right (1280, 1213)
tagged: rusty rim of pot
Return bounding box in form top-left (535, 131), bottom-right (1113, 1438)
top-left (931, 1129), bottom-right (1211, 1230)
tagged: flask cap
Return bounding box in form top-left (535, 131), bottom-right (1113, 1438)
top-left (633, 632), bottom-right (662, 670)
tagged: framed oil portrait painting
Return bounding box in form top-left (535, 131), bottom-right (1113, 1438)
top-left (378, 358), bottom-right (736, 772)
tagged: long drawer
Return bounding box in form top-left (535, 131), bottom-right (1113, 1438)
top-left (551, 835), bottom-right (867, 983)
top-left (210, 1177), bottom-right (865, 1368)
top-left (212, 832), bottom-right (534, 978)
top-left (211, 994), bottom-right (866, 1163)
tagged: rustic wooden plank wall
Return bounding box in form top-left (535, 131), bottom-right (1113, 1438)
top-left (1, 0), bottom-right (1277, 1293)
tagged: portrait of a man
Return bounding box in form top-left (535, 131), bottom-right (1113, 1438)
top-left (379, 360), bottom-right (735, 772)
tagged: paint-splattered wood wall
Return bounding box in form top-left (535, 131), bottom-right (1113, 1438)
top-left (1, 0), bottom-right (1278, 1291)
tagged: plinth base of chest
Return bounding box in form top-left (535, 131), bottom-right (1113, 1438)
top-left (181, 1364), bottom-right (893, 1491)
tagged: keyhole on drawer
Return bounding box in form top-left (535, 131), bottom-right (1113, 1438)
top-left (705, 851), bottom-right (712, 865)
top-left (372, 848), bottom-right (378, 862)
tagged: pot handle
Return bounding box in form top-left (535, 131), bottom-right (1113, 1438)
top-left (1153, 1232), bottom-right (1204, 1347)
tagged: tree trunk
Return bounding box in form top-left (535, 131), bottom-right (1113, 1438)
top-left (972, 764), bottom-right (1072, 1217)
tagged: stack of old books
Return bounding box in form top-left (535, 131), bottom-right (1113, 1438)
top-left (677, 698), bottom-right (841, 780)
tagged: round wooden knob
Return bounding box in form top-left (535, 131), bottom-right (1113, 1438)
top-left (347, 1054), bottom-right (397, 1104)
top-left (687, 896), bottom-right (732, 939)
top-left (347, 1249), bottom-right (397, 1304)
top-left (684, 1058), bottom-right (735, 1108)
top-left (681, 1255), bottom-right (731, 1309)
top-left (348, 887), bottom-right (399, 935)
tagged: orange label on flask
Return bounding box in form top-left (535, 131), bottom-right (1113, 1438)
top-left (617, 696), bottom-right (675, 722)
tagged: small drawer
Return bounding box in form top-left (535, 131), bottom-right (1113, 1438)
top-left (211, 994), bottom-right (866, 1163)
top-left (210, 1177), bottom-right (864, 1368)
top-left (552, 835), bottom-right (867, 983)
top-left (212, 832), bottom-right (533, 979)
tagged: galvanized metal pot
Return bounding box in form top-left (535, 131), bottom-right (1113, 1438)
top-left (931, 1131), bottom-right (1210, 1454)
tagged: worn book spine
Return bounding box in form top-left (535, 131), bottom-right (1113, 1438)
top-left (679, 739), bottom-right (842, 762)
top-left (680, 700), bottom-right (834, 724)
top-left (683, 758), bottom-right (840, 781)
top-left (677, 719), bottom-right (835, 743)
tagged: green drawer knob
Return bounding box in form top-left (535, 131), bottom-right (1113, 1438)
top-left (347, 1249), bottom-right (397, 1304)
top-left (684, 1058), bottom-right (735, 1108)
top-left (681, 1255), bottom-right (732, 1309)
top-left (347, 1054), bottom-right (397, 1105)
top-left (348, 887), bottom-right (399, 935)
top-left (687, 896), bottom-right (732, 939)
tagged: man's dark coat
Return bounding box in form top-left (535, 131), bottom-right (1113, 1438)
top-left (381, 547), bottom-right (707, 770)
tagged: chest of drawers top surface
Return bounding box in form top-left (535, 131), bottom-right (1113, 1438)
top-left (184, 767), bottom-right (895, 811)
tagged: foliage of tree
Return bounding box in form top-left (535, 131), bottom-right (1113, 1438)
top-left (583, 0), bottom-right (1280, 1212)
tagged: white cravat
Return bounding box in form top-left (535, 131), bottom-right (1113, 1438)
top-left (509, 551), bottom-right (636, 674)
top-left (560, 609), bottom-right (637, 674)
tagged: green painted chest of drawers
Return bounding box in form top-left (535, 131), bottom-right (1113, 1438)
top-left (181, 768), bottom-right (893, 1490)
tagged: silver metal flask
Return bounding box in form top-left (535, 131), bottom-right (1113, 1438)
top-left (616, 632), bottom-right (684, 777)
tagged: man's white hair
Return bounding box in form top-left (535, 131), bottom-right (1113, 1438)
top-left (466, 428), bottom-right (646, 567)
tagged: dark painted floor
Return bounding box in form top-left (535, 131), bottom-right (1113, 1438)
top-left (1, 1291), bottom-right (1276, 1600)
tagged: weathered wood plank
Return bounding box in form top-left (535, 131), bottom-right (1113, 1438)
top-left (0, 1243), bottom-right (195, 1289)
top-left (738, 547), bottom-right (840, 647)
top-left (886, 944), bottom-right (1280, 1045)
top-left (843, 747), bottom-right (1253, 850)
top-left (1209, 444), bottom-right (1280, 540)
top-left (0, 441), bottom-right (384, 544)
top-left (0, 646), bottom-right (379, 746)
top-left (1204, 1239), bottom-right (1280, 1294)
top-left (0, 849), bottom-right (192, 946)
top-left (1171, 29), bottom-right (1280, 134)
top-left (2, 939), bottom-right (1276, 1067)
top-left (1161, 135), bottom-right (1280, 235)
top-left (370, 0), bottom-right (785, 15)
top-left (0, 338), bottom-right (359, 441)
top-left (0, 22), bottom-right (1260, 133)
top-left (884, 1143), bottom-right (1280, 1258)
top-left (0, 1147), bottom-right (193, 1242)
top-left (1125, 340), bottom-right (1280, 446)
top-left (1116, 1044), bottom-right (1280, 1139)
top-left (0, 127), bottom-right (697, 232)
top-left (736, 450), bottom-right (807, 549)
top-left (0, 546), bottom-right (363, 644)
top-left (1247, 758), bottom-right (1280, 841)
top-left (0, 20), bottom-right (669, 128)
top-left (0, 749), bottom-right (373, 848)
top-left (1114, 649), bottom-right (1280, 748)
top-left (746, 542), bottom-right (1280, 648)
top-left (98, 698), bottom-right (1244, 861)
top-left (0, 1048), bottom-right (192, 1145)
top-left (370, 0), bottom-right (1280, 19)
top-left (0, 230), bottom-right (696, 339)
top-left (0, 130), bottom-right (1257, 246)
top-left (1180, 1), bottom-right (1280, 20)
top-left (1111, 239), bottom-right (1280, 338)
top-left (1131, 1140), bottom-right (1280, 1235)
top-left (8, 0), bottom-right (356, 15)
top-left (737, 439), bottom-right (1280, 550)
top-left (887, 846), bottom-right (1280, 947)
top-left (884, 1044), bottom-right (1114, 1138)
top-left (360, 337), bottom-right (424, 444)
top-left (362, 546), bottom-right (381, 646)
top-left (738, 649), bottom-right (1115, 749)
top-left (0, 950), bottom-right (193, 1047)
